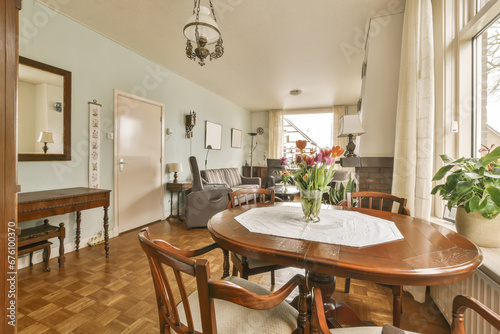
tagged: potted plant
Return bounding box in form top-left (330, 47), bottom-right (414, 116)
top-left (431, 145), bottom-right (500, 247)
top-left (293, 140), bottom-right (344, 222)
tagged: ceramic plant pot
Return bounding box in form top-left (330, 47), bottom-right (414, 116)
top-left (455, 206), bottom-right (500, 248)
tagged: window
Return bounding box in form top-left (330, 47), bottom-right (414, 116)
top-left (473, 14), bottom-right (500, 155)
top-left (477, 0), bottom-right (493, 12)
top-left (282, 113), bottom-right (333, 163)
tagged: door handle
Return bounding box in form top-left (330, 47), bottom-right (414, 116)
top-left (119, 158), bottom-right (129, 172)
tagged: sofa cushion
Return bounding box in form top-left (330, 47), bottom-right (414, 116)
top-left (222, 168), bottom-right (242, 187)
top-left (204, 169), bottom-right (229, 186)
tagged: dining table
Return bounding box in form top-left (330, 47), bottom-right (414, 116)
top-left (207, 202), bottom-right (483, 328)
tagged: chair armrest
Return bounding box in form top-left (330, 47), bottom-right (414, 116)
top-left (208, 273), bottom-right (308, 313)
top-left (241, 175), bottom-right (261, 186)
top-left (185, 188), bottom-right (232, 229)
top-left (265, 176), bottom-right (276, 188)
top-left (153, 239), bottom-right (221, 257)
top-left (452, 295), bottom-right (500, 332)
top-left (204, 183), bottom-right (228, 189)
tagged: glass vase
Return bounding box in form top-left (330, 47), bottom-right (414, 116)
top-left (300, 189), bottom-right (323, 222)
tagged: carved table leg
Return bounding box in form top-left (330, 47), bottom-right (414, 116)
top-left (58, 223), bottom-right (65, 267)
top-left (392, 285), bottom-right (403, 328)
top-left (103, 205), bottom-right (109, 258)
top-left (307, 271), bottom-right (368, 328)
top-left (75, 211), bottom-right (81, 251)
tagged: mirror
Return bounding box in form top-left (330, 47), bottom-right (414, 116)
top-left (18, 56), bottom-right (71, 161)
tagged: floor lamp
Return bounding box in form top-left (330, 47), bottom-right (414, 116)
top-left (248, 133), bottom-right (257, 177)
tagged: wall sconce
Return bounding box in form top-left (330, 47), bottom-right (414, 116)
top-left (169, 163), bottom-right (183, 183)
top-left (38, 131), bottom-right (54, 154)
top-left (185, 111), bottom-right (196, 138)
top-left (338, 115), bottom-right (365, 157)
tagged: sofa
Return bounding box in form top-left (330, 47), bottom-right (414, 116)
top-left (201, 168), bottom-right (261, 191)
top-left (184, 157), bottom-right (261, 229)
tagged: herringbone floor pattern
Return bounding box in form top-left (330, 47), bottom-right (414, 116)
top-left (18, 218), bottom-right (450, 333)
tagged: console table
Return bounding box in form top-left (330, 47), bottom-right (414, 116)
top-left (18, 187), bottom-right (112, 258)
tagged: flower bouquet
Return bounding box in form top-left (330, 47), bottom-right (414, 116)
top-left (293, 140), bottom-right (344, 222)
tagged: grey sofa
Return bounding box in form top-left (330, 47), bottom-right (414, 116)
top-left (184, 157), bottom-right (261, 229)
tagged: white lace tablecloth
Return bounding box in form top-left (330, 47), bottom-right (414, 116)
top-left (234, 204), bottom-right (404, 247)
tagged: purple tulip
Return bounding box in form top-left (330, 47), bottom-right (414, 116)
top-left (296, 154), bottom-right (302, 164)
top-left (280, 157), bottom-right (287, 166)
top-left (314, 153), bottom-right (323, 163)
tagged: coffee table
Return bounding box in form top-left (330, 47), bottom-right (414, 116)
top-left (270, 184), bottom-right (300, 201)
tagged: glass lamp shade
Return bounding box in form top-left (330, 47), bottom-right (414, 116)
top-left (169, 162), bottom-right (183, 173)
top-left (338, 115), bottom-right (366, 137)
top-left (183, 6), bottom-right (221, 44)
top-left (38, 131), bottom-right (54, 143)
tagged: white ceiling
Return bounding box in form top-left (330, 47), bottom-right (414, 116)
top-left (39, 0), bottom-right (406, 112)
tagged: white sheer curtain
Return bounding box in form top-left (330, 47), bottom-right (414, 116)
top-left (392, 0), bottom-right (435, 221)
top-left (392, 0), bottom-right (434, 304)
top-left (268, 109), bottom-right (284, 159)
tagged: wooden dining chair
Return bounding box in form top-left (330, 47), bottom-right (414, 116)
top-left (227, 188), bottom-right (285, 286)
top-left (310, 286), bottom-right (500, 333)
top-left (338, 191), bottom-right (411, 328)
top-left (338, 191), bottom-right (411, 216)
top-left (138, 227), bottom-right (309, 334)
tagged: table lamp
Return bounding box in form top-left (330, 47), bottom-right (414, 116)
top-left (38, 131), bottom-right (54, 154)
top-left (338, 115), bottom-right (365, 157)
top-left (169, 163), bottom-right (183, 183)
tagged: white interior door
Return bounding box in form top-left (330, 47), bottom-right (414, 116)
top-left (114, 90), bottom-right (164, 233)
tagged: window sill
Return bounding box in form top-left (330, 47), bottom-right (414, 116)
top-left (430, 215), bottom-right (500, 286)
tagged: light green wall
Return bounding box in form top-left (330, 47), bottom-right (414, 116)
top-left (18, 0), bottom-right (251, 246)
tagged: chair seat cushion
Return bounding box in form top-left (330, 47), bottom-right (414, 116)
top-left (176, 276), bottom-right (298, 334)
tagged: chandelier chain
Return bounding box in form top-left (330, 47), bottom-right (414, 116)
top-left (208, 0), bottom-right (218, 23)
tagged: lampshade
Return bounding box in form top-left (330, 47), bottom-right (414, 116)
top-left (338, 115), bottom-right (366, 137)
top-left (183, 6), bottom-right (221, 44)
top-left (169, 163), bottom-right (183, 173)
top-left (38, 131), bottom-right (54, 143)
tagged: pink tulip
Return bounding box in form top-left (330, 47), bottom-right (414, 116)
top-left (320, 149), bottom-right (332, 158)
top-left (325, 156), bottom-right (334, 166)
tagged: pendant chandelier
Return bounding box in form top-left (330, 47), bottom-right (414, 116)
top-left (183, 0), bottom-right (224, 66)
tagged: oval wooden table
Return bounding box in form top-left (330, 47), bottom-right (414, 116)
top-left (207, 203), bottom-right (483, 328)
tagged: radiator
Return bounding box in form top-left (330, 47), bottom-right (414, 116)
top-left (430, 269), bottom-right (500, 333)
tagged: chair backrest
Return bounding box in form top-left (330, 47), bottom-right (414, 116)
top-left (344, 191), bottom-right (411, 216)
top-left (139, 227), bottom-right (308, 334)
top-left (227, 188), bottom-right (277, 209)
top-left (267, 158), bottom-right (284, 179)
top-left (189, 156), bottom-right (204, 192)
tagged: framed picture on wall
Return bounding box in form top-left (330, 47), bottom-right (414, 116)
top-left (231, 128), bottom-right (242, 148)
top-left (205, 121), bottom-right (222, 150)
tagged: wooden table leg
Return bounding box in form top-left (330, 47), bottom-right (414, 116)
top-left (307, 271), bottom-right (368, 328)
top-left (58, 223), bottom-right (65, 267)
top-left (103, 205), bottom-right (109, 258)
top-left (75, 211), bottom-right (81, 251)
top-left (43, 243), bottom-right (51, 272)
top-left (221, 248), bottom-right (230, 278)
top-left (392, 285), bottom-right (403, 328)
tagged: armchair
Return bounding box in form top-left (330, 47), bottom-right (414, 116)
top-left (265, 158), bottom-right (294, 188)
top-left (185, 156), bottom-right (231, 229)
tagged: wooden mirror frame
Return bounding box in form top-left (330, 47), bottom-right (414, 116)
top-left (18, 56), bottom-right (72, 161)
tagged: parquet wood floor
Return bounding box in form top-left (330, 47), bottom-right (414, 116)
top-left (18, 218), bottom-right (450, 333)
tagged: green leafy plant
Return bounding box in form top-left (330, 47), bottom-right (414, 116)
top-left (328, 174), bottom-right (356, 205)
top-left (431, 145), bottom-right (500, 219)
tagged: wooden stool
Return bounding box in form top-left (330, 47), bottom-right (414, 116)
top-left (18, 241), bottom-right (52, 272)
top-left (18, 220), bottom-right (65, 268)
